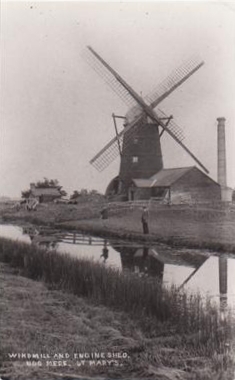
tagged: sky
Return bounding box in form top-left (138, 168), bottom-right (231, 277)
top-left (1, 1), bottom-right (235, 198)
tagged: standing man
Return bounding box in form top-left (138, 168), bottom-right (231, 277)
top-left (141, 206), bottom-right (149, 234)
top-left (100, 205), bottom-right (108, 227)
top-left (100, 206), bottom-right (108, 220)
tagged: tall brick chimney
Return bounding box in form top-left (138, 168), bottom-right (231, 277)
top-left (217, 117), bottom-right (227, 188)
top-left (216, 117), bottom-right (232, 201)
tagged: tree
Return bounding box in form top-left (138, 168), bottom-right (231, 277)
top-left (21, 189), bottom-right (31, 199)
top-left (60, 189), bottom-right (67, 197)
top-left (89, 189), bottom-right (99, 196)
top-left (70, 190), bottom-right (80, 200)
top-left (70, 189), bottom-right (103, 200)
top-left (80, 188), bottom-right (88, 196)
top-left (36, 178), bottom-right (59, 188)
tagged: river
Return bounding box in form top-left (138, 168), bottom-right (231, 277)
top-left (0, 223), bottom-right (235, 309)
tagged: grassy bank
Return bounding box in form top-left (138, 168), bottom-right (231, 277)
top-left (0, 237), bottom-right (234, 380)
top-left (1, 201), bottom-right (235, 253)
top-left (1, 263), bottom-right (231, 380)
top-left (58, 204), bottom-right (235, 253)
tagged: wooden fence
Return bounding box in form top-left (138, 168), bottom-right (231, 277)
top-left (106, 199), bottom-right (235, 220)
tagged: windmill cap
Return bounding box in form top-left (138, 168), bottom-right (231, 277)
top-left (217, 117), bottom-right (226, 122)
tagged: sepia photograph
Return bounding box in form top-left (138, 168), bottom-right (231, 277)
top-left (0, 1), bottom-right (235, 379)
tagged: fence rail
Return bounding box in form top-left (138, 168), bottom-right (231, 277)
top-left (106, 199), bottom-right (235, 218)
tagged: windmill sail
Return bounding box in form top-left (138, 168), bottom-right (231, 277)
top-left (83, 47), bottom-right (137, 108)
top-left (90, 115), bottom-right (143, 171)
top-left (86, 46), bottom-right (209, 174)
top-left (145, 56), bottom-right (204, 108)
top-left (157, 109), bottom-right (185, 142)
top-left (149, 108), bottom-right (209, 173)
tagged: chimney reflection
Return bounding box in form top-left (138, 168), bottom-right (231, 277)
top-left (219, 256), bottom-right (228, 316)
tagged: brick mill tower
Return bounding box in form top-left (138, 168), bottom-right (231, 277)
top-left (119, 115), bottom-right (163, 192)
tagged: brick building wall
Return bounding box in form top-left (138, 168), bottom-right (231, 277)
top-left (171, 167), bottom-right (221, 202)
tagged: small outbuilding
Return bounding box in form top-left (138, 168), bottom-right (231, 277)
top-left (129, 166), bottom-right (221, 203)
top-left (29, 183), bottom-right (62, 203)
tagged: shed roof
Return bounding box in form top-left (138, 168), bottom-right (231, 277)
top-left (150, 167), bottom-right (194, 186)
top-left (132, 179), bottom-right (154, 188)
top-left (132, 167), bottom-right (194, 188)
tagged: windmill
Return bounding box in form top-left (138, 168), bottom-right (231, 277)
top-left (84, 46), bottom-right (209, 199)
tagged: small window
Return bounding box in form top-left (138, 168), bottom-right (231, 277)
top-left (132, 156), bottom-right (138, 163)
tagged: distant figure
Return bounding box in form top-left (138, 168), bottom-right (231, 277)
top-left (100, 206), bottom-right (108, 220)
top-left (14, 202), bottom-right (21, 211)
top-left (31, 199), bottom-right (39, 211)
top-left (143, 246), bottom-right (149, 258)
top-left (100, 240), bottom-right (109, 263)
top-left (141, 206), bottom-right (149, 234)
top-left (25, 199), bottom-right (31, 211)
top-left (16, 198), bottom-right (26, 210)
top-left (25, 198), bottom-right (38, 211)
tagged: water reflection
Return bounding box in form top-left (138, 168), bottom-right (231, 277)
top-left (0, 224), bottom-right (234, 309)
top-left (22, 226), bottom-right (59, 250)
top-left (113, 245), bottom-right (164, 279)
top-left (219, 257), bottom-right (228, 315)
top-left (20, 225), bottom-right (121, 269)
top-left (100, 240), bottom-right (109, 263)
top-left (114, 243), bottom-right (234, 311)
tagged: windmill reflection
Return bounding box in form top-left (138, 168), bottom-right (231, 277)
top-left (21, 227), bottom-right (230, 314)
top-left (112, 243), bottom-right (209, 286)
top-left (126, 246), bottom-right (164, 280)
